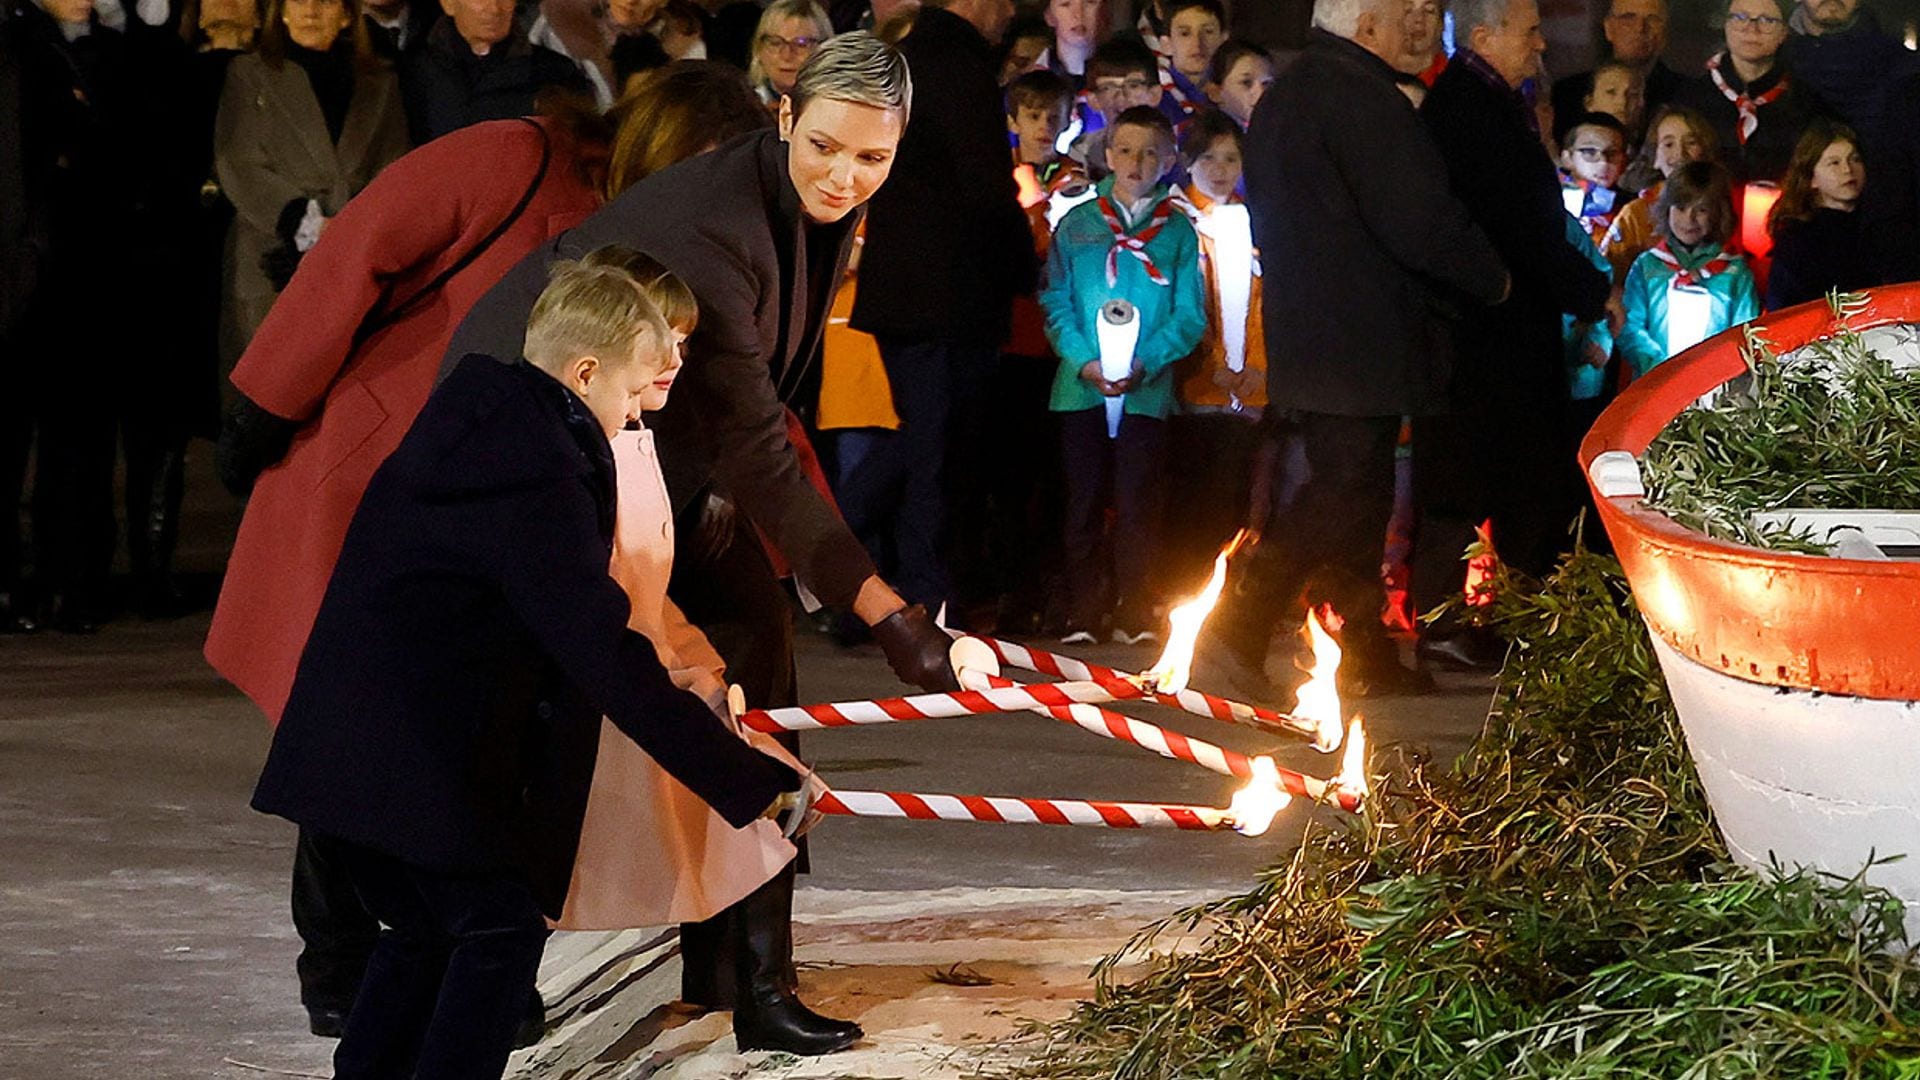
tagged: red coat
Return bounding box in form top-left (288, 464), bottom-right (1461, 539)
top-left (206, 117), bottom-right (603, 723)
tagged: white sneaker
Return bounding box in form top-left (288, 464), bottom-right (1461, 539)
top-left (1059, 628), bottom-right (1098, 646)
top-left (1111, 627), bottom-right (1160, 646)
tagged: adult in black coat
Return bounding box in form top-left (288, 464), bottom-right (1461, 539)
top-left (4, 0), bottom-right (137, 633)
top-left (0, 20), bottom-right (37, 633)
top-left (1860, 71), bottom-right (1920, 283)
top-left (1212, 15), bottom-right (1508, 700)
top-left (1670, 0), bottom-right (1829, 184)
top-left (445, 35), bottom-right (951, 1055)
top-left (1781, 0), bottom-right (1920, 156)
top-left (254, 340), bottom-right (798, 1078)
top-left (1549, 0), bottom-right (1685, 131)
top-left (842, 0), bottom-right (1034, 615)
top-left (399, 4), bottom-right (589, 143)
top-left (1416, 0), bottom-right (1614, 640)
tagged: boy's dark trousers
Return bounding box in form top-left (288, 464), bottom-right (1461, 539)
top-left (1058, 407), bottom-right (1166, 630)
top-left (323, 835), bottom-right (549, 1080)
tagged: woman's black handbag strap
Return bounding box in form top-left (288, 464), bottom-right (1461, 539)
top-left (357, 117), bottom-right (554, 345)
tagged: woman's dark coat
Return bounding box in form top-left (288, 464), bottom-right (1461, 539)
top-left (445, 129), bottom-right (878, 609)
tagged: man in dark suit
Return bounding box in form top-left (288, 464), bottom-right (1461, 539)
top-left (254, 259), bottom-right (803, 1080)
top-left (400, 0), bottom-right (590, 143)
top-left (842, 0), bottom-right (1035, 618)
top-left (1416, 0), bottom-right (1616, 662)
top-left (1549, 0), bottom-right (1685, 133)
top-left (1212, 0), bottom-right (1509, 702)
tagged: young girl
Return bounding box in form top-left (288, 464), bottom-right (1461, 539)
top-left (1602, 105), bottom-right (1718, 282)
top-left (1618, 160), bottom-right (1760, 376)
top-left (1165, 110), bottom-right (1265, 596)
top-left (1765, 122), bottom-right (1878, 310)
top-left (559, 251), bottom-right (854, 1053)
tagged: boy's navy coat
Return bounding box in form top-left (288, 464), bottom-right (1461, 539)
top-left (251, 356), bottom-right (795, 917)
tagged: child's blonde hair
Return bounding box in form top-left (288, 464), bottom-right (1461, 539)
top-left (1655, 161), bottom-right (1736, 248)
top-left (523, 252), bottom-right (671, 374)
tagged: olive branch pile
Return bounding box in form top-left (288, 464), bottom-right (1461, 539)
top-left (1003, 550), bottom-right (1920, 1079)
top-left (1640, 292), bottom-right (1920, 552)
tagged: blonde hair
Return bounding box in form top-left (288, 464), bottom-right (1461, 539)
top-left (523, 256), bottom-right (669, 375)
top-left (748, 0), bottom-right (834, 90)
top-left (788, 30), bottom-right (912, 121)
top-left (578, 246), bottom-right (700, 333)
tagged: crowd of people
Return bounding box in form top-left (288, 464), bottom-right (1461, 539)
top-left (2, 0), bottom-right (1919, 1070)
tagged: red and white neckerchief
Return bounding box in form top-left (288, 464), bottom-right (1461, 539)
top-left (1648, 238), bottom-right (1735, 288)
top-left (1706, 54), bottom-right (1789, 145)
top-left (1097, 194), bottom-right (1175, 287)
top-left (1158, 61), bottom-right (1198, 115)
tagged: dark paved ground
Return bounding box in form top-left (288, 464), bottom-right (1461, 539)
top-left (0, 452), bottom-right (1493, 1079)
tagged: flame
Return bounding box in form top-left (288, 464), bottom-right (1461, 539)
top-left (1142, 530), bottom-right (1248, 694)
top-left (1463, 519), bottom-right (1498, 607)
top-left (1336, 718), bottom-right (1369, 799)
top-left (1294, 609), bottom-right (1346, 753)
top-left (1226, 756), bottom-right (1292, 836)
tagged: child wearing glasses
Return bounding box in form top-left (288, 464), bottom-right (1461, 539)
top-left (1558, 112), bottom-right (1632, 245)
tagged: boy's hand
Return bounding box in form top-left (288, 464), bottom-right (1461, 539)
top-left (1079, 361), bottom-right (1127, 397)
top-left (1232, 369), bottom-right (1265, 401)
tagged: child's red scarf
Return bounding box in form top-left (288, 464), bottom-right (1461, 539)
top-left (1649, 238), bottom-right (1735, 288)
top-left (1098, 194), bottom-right (1175, 286)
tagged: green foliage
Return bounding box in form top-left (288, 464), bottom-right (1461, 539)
top-left (1005, 552), bottom-right (1920, 1079)
top-left (1641, 293), bottom-right (1920, 551)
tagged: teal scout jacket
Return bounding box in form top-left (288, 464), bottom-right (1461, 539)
top-left (1619, 241), bottom-right (1760, 377)
top-left (1041, 177), bottom-right (1208, 419)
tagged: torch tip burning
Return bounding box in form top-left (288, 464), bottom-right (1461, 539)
top-left (1142, 530), bottom-right (1250, 695)
top-left (1335, 718), bottom-right (1369, 800)
top-left (1295, 609), bottom-right (1347, 753)
top-left (1226, 755), bottom-right (1292, 836)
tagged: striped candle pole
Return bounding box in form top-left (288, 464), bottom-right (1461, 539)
top-left (963, 669), bottom-right (1360, 812)
top-left (815, 789), bottom-right (1233, 831)
top-left (964, 635), bottom-right (1336, 750)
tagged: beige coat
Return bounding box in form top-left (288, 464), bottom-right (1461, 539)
top-left (213, 51), bottom-right (409, 363)
top-left (557, 427), bottom-right (797, 930)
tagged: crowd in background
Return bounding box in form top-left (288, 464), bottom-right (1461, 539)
top-left (2, 0), bottom-right (1919, 693)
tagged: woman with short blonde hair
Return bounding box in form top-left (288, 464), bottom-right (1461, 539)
top-left (747, 0), bottom-right (833, 105)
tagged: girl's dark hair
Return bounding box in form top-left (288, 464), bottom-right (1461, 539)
top-left (1179, 106), bottom-right (1242, 163)
top-left (1656, 160), bottom-right (1736, 247)
top-left (176, 0), bottom-right (264, 46)
top-left (258, 0), bottom-right (380, 71)
top-left (1205, 37), bottom-right (1271, 87)
top-left (1768, 119), bottom-right (1862, 238)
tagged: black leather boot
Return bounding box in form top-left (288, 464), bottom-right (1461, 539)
top-left (730, 870), bottom-right (860, 1055)
top-left (130, 444), bottom-right (191, 618)
top-left (679, 907), bottom-right (738, 1010)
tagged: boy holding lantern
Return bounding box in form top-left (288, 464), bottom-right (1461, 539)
top-left (1041, 106), bottom-right (1207, 646)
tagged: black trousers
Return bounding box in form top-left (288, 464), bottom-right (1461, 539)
top-left (323, 836), bottom-right (549, 1080)
top-left (292, 826), bottom-right (381, 1012)
top-left (1058, 407), bottom-right (1166, 629)
top-left (837, 336), bottom-right (997, 611)
top-left (949, 351), bottom-right (1061, 617)
top-left (0, 359), bottom-right (31, 595)
top-left (1160, 413), bottom-right (1261, 598)
top-left (667, 490), bottom-right (804, 1005)
top-left (1220, 411), bottom-right (1401, 669)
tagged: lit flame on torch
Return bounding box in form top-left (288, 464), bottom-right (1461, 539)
top-left (1335, 718), bottom-right (1369, 800)
top-left (1294, 609), bottom-right (1346, 753)
top-left (1226, 756), bottom-right (1291, 836)
top-left (1141, 529), bottom-right (1249, 695)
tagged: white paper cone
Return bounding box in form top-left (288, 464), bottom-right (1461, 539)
top-left (1194, 204), bottom-right (1253, 375)
top-left (1096, 300), bottom-right (1141, 439)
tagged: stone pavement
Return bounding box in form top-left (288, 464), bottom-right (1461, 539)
top-left (0, 460), bottom-right (1495, 1078)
